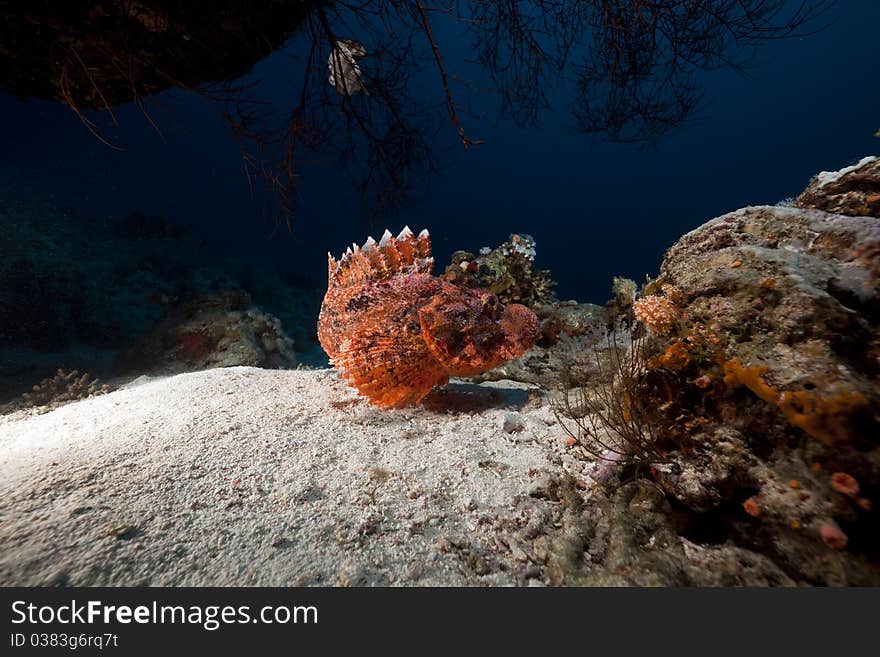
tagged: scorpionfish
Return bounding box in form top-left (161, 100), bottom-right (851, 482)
top-left (318, 227), bottom-right (539, 408)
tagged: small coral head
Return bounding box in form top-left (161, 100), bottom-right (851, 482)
top-left (633, 295), bottom-right (680, 336)
top-left (419, 289), bottom-right (538, 377)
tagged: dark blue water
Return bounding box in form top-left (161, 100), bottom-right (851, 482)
top-left (1, 0), bottom-right (877, 306)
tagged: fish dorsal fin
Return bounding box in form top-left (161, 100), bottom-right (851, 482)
top-left (327, 226), bottom-right (432, 288)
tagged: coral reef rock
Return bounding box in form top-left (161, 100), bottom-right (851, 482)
top-left (538, 159), bottom-right (880, 586)
top-left (796, 156), bottom-right (880, 218)
top-left (575, 482), bottom-right (798, 586)
top-left (116, 290), bottom-right (297, 375)
top-left (628, 162), bottom-right (880, 584)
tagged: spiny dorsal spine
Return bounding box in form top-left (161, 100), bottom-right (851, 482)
top-left (327, 226), bottom-right (432, 287)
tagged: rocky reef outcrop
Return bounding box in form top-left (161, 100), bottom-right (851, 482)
top-left (0, 201), bottom-right (318, 404)
top-left (422, 158), bottom-right (878, 585)
top-left (544, 157), bottom-right (880, 585)
top-left (796, 156), bottom-right (880, 218)
top-left (115, 290), bottom-right (297, 375)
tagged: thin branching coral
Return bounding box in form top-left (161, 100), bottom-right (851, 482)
top-left (553, 327), bottom-right (668, 473)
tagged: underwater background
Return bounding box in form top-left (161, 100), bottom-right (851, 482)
top-left (0, 0), bottom-right (878, 397)
top-left (1, 1), bottom-right (880, 589)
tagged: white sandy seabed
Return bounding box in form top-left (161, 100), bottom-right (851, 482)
top-left (0, 367), bottom-right (583, 586)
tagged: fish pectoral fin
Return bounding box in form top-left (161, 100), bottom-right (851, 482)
top-left (332, 329), bottom-right (446, 408)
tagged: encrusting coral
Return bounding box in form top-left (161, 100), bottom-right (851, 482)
top-left (721, 359), bottom-right (869, 445)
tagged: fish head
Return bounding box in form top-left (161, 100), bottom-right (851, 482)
top-left (419, 287), bottom-right (539, 377)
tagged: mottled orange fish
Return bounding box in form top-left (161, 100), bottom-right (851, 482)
top-left (318, 227), bottom-right (539, 408)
